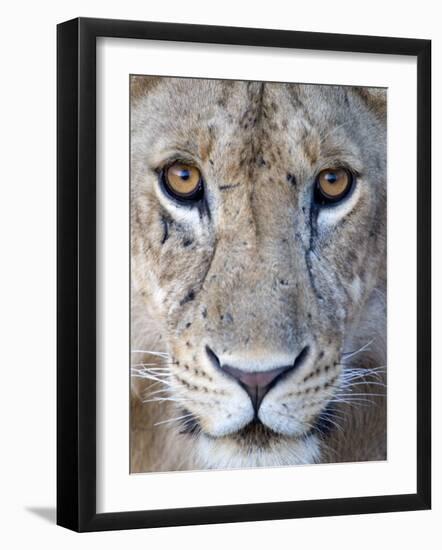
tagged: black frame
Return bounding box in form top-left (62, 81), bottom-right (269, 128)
top-left (57, 17), bottom-right (431, 532)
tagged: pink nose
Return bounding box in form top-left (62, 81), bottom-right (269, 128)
top-left (222, 364), bottom-right (292, 412)
top-left (205, 345), bottom-right (309, 413)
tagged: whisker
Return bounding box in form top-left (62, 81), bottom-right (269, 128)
top-left (140, 378), bottom-right (180, 393)
top-left (131, 368), bottom-right (173, 377)
top-left (341, 380), bottom-right (387, 389)
top-left (131, 363), bottom-right (173, 369)
top-left (131, 349), bottom-right (170, 358)
top-left (335, 392), bottom-right (385, 397)
top-left (143, 385), bottom-right (187, 399)
top-left (329, 398), bottom-right (375, 406)
top-left (341, 339), bottom-right (374, 360)
top-left (340, 377), bottom-right (386, 386)
top-left (143, 397), bottom-right (192, 404)
top-left (316, 412), bottom-right (344, 433)
top-left (131, 366), bottom-right (172, 374)
top-left (131, 367), bottom-right (170, 375)
top-left (341, 364), bottom-right (386, 371)
top-left (141, 383), bottom-right (169, 395)
top-left (154, 413), bottom-right (197, 427)
top-left (143, 387), bottom-right (173, 398)
top-left (131, 372), bottom-right (174, 386)
top-left (340, 366), bottom-right (386, 377)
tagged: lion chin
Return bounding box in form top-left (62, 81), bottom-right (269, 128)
top-left (188, 421), bottom-right (322, 470)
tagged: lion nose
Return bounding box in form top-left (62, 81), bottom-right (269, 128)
top-left (222, 364), bottom-right (292, 412)
top-left (205, 346), bottom-right (309, 413)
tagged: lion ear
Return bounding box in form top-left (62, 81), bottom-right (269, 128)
top-left (130, 75), bottom-right (161, 102)
top-left (353, 87), bottom-right (387, 120)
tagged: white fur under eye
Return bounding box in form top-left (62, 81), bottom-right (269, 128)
top-left (316, 181), bottom-right (362, 228)
top-left (154, 179), bottom-right (206, 233)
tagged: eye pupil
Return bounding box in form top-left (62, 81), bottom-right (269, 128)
top-left (315, 167), bottom-right (353, 204)
top-left (162, 162), bottom-right (204, 202)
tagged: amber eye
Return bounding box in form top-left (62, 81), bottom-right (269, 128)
top-left (315, 167), bottom-right (353, 204)
top-left (162, 162), bottom-right (203, 201)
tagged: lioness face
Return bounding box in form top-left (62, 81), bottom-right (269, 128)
top-left (131, 78), bottom-right (386, 459)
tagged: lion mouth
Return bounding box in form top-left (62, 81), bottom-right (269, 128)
top-left (177, 409), bottom-right (282, 442)
top-left (229, 420), bottom-right (287, 446)
top-left (177, 402), bottom-right (336, 443)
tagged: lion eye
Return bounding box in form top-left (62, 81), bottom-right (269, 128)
top-left (315, 167), bottom-right (353, 204)
top-left (163, 162), bottom-right (203, 201)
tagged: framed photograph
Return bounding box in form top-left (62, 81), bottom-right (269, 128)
top-left (57, 17), bottom-right (431, 532)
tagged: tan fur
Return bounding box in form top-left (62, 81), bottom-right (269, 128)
top-left (130, 77), bottom-right (387, 472)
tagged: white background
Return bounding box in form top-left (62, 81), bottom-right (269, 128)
top-left (0, 0), bottom-right (439, 548)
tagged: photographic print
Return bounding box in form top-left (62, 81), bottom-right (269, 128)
top-left (130, 76), bottom-right (387, 473)
top-left (57, 18), bottom-right (431, 531)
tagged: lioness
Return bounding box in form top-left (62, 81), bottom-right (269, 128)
top-left (130, 77), bottom-right (386, 472)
